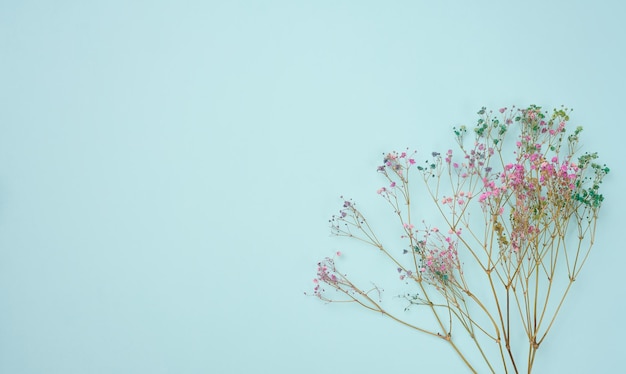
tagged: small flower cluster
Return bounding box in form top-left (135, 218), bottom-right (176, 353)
top-left (328, 198), bottom-right (358, 237)
top-left (441, 191), bottom-right (473, 210)
top-left (377, 180), bottom-right (397, 196)
top-left (416, 228), bottom-right (461, 287)
top-left (312, 257), bottom-right (338, 297)
top-left (397, 267), bottom-right (414, 281)
top-left (377, 150), bottom-right (417, 182)
top-left (311, 253), bottom-right (345, 300)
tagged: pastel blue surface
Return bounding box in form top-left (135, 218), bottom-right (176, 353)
top-left (1, 1), bottom-right (623, 373)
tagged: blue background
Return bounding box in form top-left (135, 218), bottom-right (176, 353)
top-left (1, 1), bottom-right (623, 373)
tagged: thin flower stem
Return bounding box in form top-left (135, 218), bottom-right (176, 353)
top-left (537, 280), bottom-right (573, 346)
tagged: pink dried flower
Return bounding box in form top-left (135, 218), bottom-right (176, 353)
top-left (317, 106), bottom-right (608, 373)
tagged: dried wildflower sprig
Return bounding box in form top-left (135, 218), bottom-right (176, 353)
top-left (309, 105), bottom-right (609, 373)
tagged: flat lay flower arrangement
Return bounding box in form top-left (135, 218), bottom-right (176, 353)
top-left (308, 105), bottom-right (609, 373)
